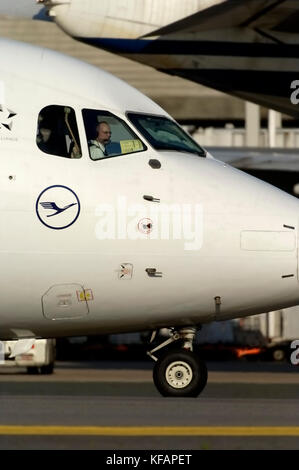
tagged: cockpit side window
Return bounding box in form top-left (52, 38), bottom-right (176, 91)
top-left (82, 109), bottom-right (146, 161)
top-left (37, 105), bottom-right (82, 159)
top-left (127, 113), bottom-right (206, 157)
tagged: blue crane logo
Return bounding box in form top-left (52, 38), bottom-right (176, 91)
top-left (36, 185), bottom-right (80, 230)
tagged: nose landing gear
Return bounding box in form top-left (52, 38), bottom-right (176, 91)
top-left (147, 327), bottom-right (208, 397)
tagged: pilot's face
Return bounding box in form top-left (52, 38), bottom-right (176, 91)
top-left (40, 128), bottom-right (51, 143)
top-left (98, 123), bottom-right (111, 145)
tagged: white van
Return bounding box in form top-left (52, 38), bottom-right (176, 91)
top-left (0, 339), bottom-right (56, 374)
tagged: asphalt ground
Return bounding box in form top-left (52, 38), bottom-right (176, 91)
top-left (0, 360), bottom-right (299, 451)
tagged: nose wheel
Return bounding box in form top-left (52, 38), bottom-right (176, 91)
top-left (153, 349), bottom-right (207, 397)
top-left (147, 326), bottom-right (208, 397)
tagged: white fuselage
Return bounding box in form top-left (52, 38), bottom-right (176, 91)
top-left (1, 38), bottom-right (299, 340)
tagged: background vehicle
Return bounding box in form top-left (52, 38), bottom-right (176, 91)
top-left (0, 339), bottom-right (56, 374)
top-left (240, 307), bottom-right (299, 362)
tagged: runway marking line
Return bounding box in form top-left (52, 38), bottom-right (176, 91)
top-left (0, 426), bottom-right (299, 436)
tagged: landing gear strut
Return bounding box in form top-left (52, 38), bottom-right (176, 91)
top-left (147, 327), bottom-right (208, 397)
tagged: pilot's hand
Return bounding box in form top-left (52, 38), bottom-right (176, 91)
top-left (71, 146), bottom-right (81, 159)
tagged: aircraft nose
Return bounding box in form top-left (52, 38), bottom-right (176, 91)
top-left (175, 157), bottom-right (299, 320)
top-left (217, 166), bottom-right (299, 316)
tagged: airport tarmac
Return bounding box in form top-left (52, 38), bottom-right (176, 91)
top-left (0, 360), bottom-right (299, 450)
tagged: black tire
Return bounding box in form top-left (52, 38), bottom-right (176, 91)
top-left (27, 367), bottom-right (39, 375)
top-left (272, 348), bottom-right (285, 362)
top-left (40, 363), bottom-right (54, 375)
top-left (153, 349), bottom-right (208, 397)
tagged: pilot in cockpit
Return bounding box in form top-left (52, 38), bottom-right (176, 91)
top-left (89, 121), bottom-right (112, 160)
top-left (37, 120), bottom-right (60, 156)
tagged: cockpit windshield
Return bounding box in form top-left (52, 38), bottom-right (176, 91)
top-left (82, 109), bottom-right (146, 160)
top-left (127, 113), bottom-right (206, 157)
